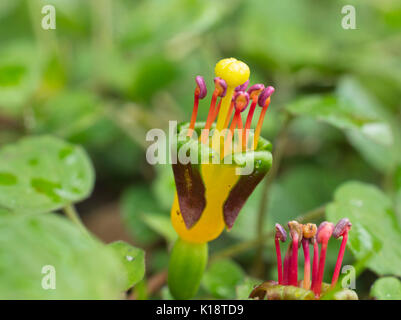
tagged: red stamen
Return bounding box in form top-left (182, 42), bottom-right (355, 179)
top-left (283, 245), bottom-right (291, 285)
top-left (288, 221), bottom-right (302, 287)
top-left (331, 232), bottom-right (348, 288)
top-left (188, 76), bottom-right (207, 137)
top-left (253, 98), bottom-right (270, 149)
top-left (302, 239), bottom-right (311, 290)
top-left (311, 240), bottom-right (319, 292)
top-left (289, 233), bottom-right (299, 286)
top-left (314, 222), bottom-right (334, 297)
top-left (331, 219), bottom-right (352, 288)
top-left (253, 86), bottom-right (274, 148)
top-left (274, 224), bottom-right (287, 285)
top-left (301, 223), bottom-right (317, 290)
top-left (275, 238), bottom-right (283, 285)
top-left (315, 242), bottom-right (328, 297)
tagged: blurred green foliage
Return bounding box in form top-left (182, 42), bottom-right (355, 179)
top-left (0, 0), bottom-right (401, 299)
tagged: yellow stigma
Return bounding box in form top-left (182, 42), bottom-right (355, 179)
top-left (215, 58), bottom-right (250, 87)
top-left (214, 58), bottom-right (250, 134)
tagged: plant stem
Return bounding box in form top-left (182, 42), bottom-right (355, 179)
top-left (252, 113), bottom-right (292, 276)
top-left (63, 204), bottom-right (89, 235)
top-left (211, 204), bottom-right (326, 262)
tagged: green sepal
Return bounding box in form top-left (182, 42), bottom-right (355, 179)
top-left (168, 238), bottom-right (208, 300)
top-left (249, 281), bottom-right (358, 300)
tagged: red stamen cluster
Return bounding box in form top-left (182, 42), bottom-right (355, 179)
top-left (188, 75), bottom-right (275, 151)
top-left (274, 219), bottom-right (352, 298)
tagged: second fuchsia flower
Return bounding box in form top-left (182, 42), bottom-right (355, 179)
top-left (250, 218), bottom-right (358, 300)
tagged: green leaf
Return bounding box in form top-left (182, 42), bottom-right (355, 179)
top-left (142, 213), bottom-right (177, 244)
top-left (202, 259), bottom-right (245, 299)
top-left (236, 277), bottom-right (260, 300)
top-left (396, 190), bottom-right (401, 227)
top-left (326, 181), bottom-right (401, 276)
top-left (231, 165), bottom-right (346, 241)
top-left (120, 185), bottom-right (163, 245)
top-left (370, 277), bottom-right (401, 300)
top-left (0, 42), bottom-right (41, 114)
top-left (152, 165), bottom-right (175, 211)
top-left (286, 78), bottom-right (401, 172)
top-left (0, 136), bottom-right (94, 214)
top-left (108, 241), bottom-right (145, 291)
top-left (346, 222), bottom-right (382, 264)
top-left (34, 91), bottom-right (103, 139)
top-left (0, 213), bottom-right (125, 299)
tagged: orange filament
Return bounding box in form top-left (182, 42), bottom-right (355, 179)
top-left (201, 91), bottom-right (218, 144)
top-left (225, 110), bottom-right (244, 153)
top-left (242, 98), bottom-right (257, 150)
top-left (187, 90), bottom-right (200, 137)
top-left (223, 109), bottom-right (240, 155)
top-left (212, 99), bottom-right (222, 123)
top-left (253, 97), bottom-right (271, 149)
top-left (223, 100), bottom-right (234, 129)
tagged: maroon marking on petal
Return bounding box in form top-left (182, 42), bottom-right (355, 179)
top-left (172, 161), bottom-right (206, 229)
top-left (223, 170), bottom-right (266, 229)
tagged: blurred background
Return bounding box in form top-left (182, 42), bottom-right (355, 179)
top-left (1, 0), bottom-right (400, 299)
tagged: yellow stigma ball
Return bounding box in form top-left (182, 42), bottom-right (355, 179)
top-left (215, 58), bottom-right (250, 87)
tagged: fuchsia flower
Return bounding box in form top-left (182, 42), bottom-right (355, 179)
top-left (250, 218), bottom-right (358, 300)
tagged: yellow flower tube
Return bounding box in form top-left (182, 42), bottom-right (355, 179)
top-left (168, 58), bottom-right (275, 299)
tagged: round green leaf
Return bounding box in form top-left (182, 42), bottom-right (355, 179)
top-left (202, 259), bottom-right (245, 299)
top-left (370, 277), bottom-right (401, 300)
top-left (0, 135), bottom-right (94, 214)
top-left (108, 241), bottom-right (145, 291)
top-left (326, 181), bottom-right (401, 276)
top-left (0, 213), bottom-right (125, 299)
